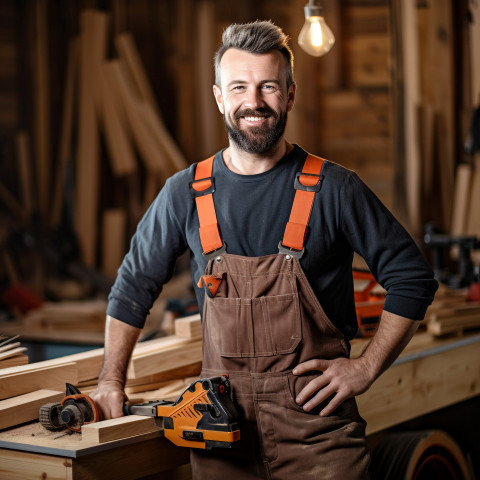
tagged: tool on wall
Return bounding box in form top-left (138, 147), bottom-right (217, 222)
top-left (39, 376), bottom-right (240, 450)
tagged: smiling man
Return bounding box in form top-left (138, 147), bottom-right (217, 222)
top-left (91, 21), bottom-right (438, 479)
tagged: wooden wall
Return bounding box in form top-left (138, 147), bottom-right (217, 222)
top-left (0, 0), bottom-right (471, 278)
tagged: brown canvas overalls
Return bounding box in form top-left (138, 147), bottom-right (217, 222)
top-left (190, 154), bottom-right (371, 479)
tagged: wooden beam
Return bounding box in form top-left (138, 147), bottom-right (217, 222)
top-left (81, 415), bottom-right (160, 444)
top-left (127, 339), bottom-right (202, 379)
top-left (401, 0), bottom-right (421, 235)
top-left (450, 163), bottom-right (472, 235)
top-left (0, 363), bottom-right (77, 400)
top-left (357, 336), bottom-right (480, 435)
top-left (101, 208), bottom-right (127, 279)
top-left (15, 131), bottom-right (33, 216)
top-left (99, 63), bottom-right (138, 177)
top-left (174, 314), bottom-right (201, 339)
top-left (0, 390), bottom-right (63, 431)
top-left (33, 0), bottom-right (50, 219)
top-left (466, 155), bottom-right (480, 238)
top-left (51, 38), bottom-right (78, 227)
top-left (103, 60), bottom-right (167, 174)
top-left (114, 33), bottom-right (161, 116)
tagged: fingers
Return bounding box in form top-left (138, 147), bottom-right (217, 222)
top-left (293, 358), bottom-right (351, 416)
top-left (292, 359), bottom-right (329, 376)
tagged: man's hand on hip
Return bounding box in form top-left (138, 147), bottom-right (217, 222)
top-left (292, 356), bottom-right (374, 416)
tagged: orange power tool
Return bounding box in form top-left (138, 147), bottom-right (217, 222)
top-left (39, 375), bottom-right (240, 450)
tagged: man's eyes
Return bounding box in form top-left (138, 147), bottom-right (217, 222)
top-left (230, 84), bottom-right (278, 92)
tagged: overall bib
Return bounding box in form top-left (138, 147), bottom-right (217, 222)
top-left (190, 154), bottom-right (371, 479)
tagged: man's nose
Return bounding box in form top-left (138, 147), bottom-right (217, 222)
top-left (244, 88), bottom-right (265, 109)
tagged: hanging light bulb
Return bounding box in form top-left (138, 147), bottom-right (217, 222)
top-left (298, 0), bottom-right (335, 57)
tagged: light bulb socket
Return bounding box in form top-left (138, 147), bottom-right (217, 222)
top-left (304, 1), bottom-right (323, 17)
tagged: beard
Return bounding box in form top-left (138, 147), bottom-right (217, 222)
top-left (224, 107), bottom-right (288, 155)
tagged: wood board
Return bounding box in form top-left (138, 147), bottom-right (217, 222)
top-left (0, 363), bottom-right (78, 400)
top-left (81, 415), bottom-right (160, 444)
top-left (0, 390), bottom-right (63, 431)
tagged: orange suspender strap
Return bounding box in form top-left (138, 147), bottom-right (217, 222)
top-left (281, 154), bottom-right (324, 257)
top-left (190, 156), bottom-right (225, 256)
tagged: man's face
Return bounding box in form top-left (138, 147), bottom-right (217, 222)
top-left (213, 49), bottom-right (296, 154)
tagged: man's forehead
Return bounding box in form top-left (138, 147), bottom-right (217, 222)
top-left (219, 48), bottom-right (286, 80)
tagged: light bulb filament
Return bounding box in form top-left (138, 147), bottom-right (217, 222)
top-left (310, 19), bottom-right (323, 47)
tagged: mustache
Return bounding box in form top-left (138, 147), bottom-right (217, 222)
top-left (234, 108), bottom-right (275, 121)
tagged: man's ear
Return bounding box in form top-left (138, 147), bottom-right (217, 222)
top-left (287, 82), bottom-right (296, 112)
top-left (213, 84), bottom-right (224, 115)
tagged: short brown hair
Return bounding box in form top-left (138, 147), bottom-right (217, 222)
top-left (214, 20), bottom-right (294, 88)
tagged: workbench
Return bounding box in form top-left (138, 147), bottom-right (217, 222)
top-left (1, 331), bottom-right (479, 480)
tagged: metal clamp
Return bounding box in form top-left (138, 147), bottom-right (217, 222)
top-left (203, 244), bottom-right (227, 261)
top-left (278, 241), bottom-right (304, 260)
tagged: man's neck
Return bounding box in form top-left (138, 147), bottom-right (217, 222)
top-left (223, 141), bottom-right (293, 175)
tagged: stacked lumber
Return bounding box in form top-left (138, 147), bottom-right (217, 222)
top-left (424, 285), bottom-right (480, 336)
top-left (0, 314), bottom-right (202, 435)
top-left (71, 10), bottom-right (188, 270)
top-left (0, 335), bottom-right (28, 369)
top-left (1, 7), bottom-right (189, 302)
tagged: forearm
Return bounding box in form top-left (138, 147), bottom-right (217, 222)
top-left (98, 315), bottom-right (142, 387)
top-left (359, 309), bottom-right (420, 382)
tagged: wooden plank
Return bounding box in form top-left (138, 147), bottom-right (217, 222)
top-left (0, 354), bottom-right (28, 369)
top-left (428, 314), bottom-right (480, 336)
top-left (0, 363), bottom-right (77, 400)
top-left (357, 338), bottom-right (480, 435)
top-left (81, 415), bottom-right (160, 444)
top-left (75, 10), bottom-right (109, 267)
top-left (33, 0), bottom-right (50, 219)
top-left (139, 102), bottom-right (188, 173)
top-left (174, 314), bottom-right (201, 339)
top-left (0, 449), bottom-right (71, 480)
top-left (470, 0), bottom-right (480, 101)
top-left (401, 0), bottom-right (421, 235)
top-left (15, 131), bottom-right (33, 215)
top-left (114, 32), bottom-right (161, 116)
top-left (127, 340), bottom-right (202, 379)
top-left (451, 164), bottom-right (473, 236)
top-left (466, 155), bottom-right (480, 237)
top-left (101, 208), bottom-right (127, 279)
top-left (99, 63), bottom-right (138, 177)
top-left (195, 0), bottom-right (221, 158)
top-left (0, 389), bottom-right (63, 431)
top-left (104, 60), bottom-right (166, 174)
top-left (51, 38), bottom-right (78, 227)
top-left (0, 347), bottom-right (27, 361)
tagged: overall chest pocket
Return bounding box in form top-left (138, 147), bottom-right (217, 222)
top-left (205, 288), bottom-right (302, 358)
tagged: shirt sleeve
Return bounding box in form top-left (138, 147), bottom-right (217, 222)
top-left (340, 171), bottom-right (438, 320)
top-left (106, 176), bottom-right (188, 328)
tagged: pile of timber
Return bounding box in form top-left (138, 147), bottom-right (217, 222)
top-left (0, 335), bottom-right (27, 369)
top-left (0, 314), bottom-right (202, 442)
top-left (424, 284), bottom-right (480, 336)
top-left (1, 7), bottom-right (189, 300)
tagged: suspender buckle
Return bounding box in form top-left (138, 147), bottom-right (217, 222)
top-left (277, 241), bottom-right (304, 260)
top-left (203, 243), bottom-right (227, 261)
top-left (190, 177), bottom-right (216, 197)
top-left (294, 172), bottom-right (323, 192)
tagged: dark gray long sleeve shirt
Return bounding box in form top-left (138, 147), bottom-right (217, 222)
top-left (107, 145), bottom-right (438, 339)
